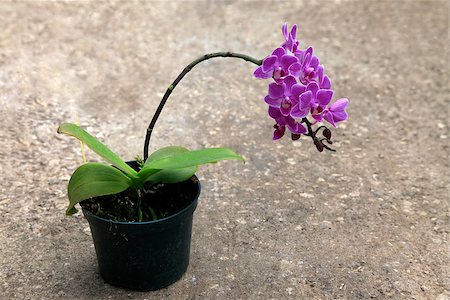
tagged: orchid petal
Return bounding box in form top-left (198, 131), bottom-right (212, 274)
top-left (294, 49), bottom-right (304, 60)
top-left (288, 62), bottom-right (302, 77)
top-left (283, 75), bottom-right (297, 94)
top-left (285, 116), bottom-right (296, 128)
top-left (302, 47), bottom-right (313, 65)
top-left (282, 23), bottom-right (289, 39)
top-left (331, 110), bottom-right (348, 123)
top-left (290, 104), bottom-right (301, 117)
top-left (312, 113), bottom-right (323, 122)
top-left (280, 102), bottom-right (291, 116)
top-left (276, 117), bottom-right (287, 126)
top-left (291, 83), bottom-right (306, 98)
top-left (323, 111), bottom-right (336, 128)
top-left (253, 66), bottom-right (271, 79)
top-left (298, 123), bottom-right (307, 134)
top-left (264, 95), bottom-right (282, 107)
top-left (268, 82), bottom-right (285, 99)
top-left (291, 104), bottom-right (309, 118)
top-left (299, 91), bottom-right (312, 109)
top-left (330, 98), bottom-right (349, 112)
top-left (321, 76), bottom-right (331, 89)
top-left (287, 118), bottom-right (307, 134)
top-left (317, 65), bottom-right (324, 82)
top-left (316, 89), bottom-right (333, 106)
top-left (272, 47), bottom-right (286, 60)
top-left (268, 106), bottom-right (282, 119)
top-left (306, 81), bottom-right (319, 96)
top-left (290, 24), bottom-right (297, 40)
top-left (281, 54), bottom-right (298, 70)
top-left (273, 126), bottom-right (285, 140)
top-left (310, 56), bottom-right (319, 68)
top-left (262, 55), bottom-right (277, 73)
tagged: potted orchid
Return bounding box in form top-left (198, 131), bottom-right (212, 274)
top-left (58, 23), bottom-right (348, 291)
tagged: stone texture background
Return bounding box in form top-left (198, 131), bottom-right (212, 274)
top-left (0, 1), bottom-right (448, 299)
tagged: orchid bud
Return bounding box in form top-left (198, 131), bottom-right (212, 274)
top-left (323, 128), bottom-right (331, 140)
top-left (314, 140), bottom-right (324, 152)
top-left (291, 133), bottom-right (301, 140)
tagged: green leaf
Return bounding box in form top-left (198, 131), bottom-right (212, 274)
top-left (144, 146), bottom-right (190, 166)
top-left (138, 146), bottom-right (191, 180)
top-left (57, 123), bottom-right (137, 178)
top-left (143, 166), bottom-right (198, 184)
top-left (66, 163), bottom-right (133, 215)
top-left (138, 146), bottom-right (197, 184)
top-left (144, 147), bottom-right (244, 170)
top-left (137, 146), bottom-right (242, 184)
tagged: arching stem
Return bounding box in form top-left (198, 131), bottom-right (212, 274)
top-left (143, 52), bottom-right (262, 160)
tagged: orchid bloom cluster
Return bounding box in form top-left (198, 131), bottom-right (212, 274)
top-left (254, 23), bottom-right (349, 151)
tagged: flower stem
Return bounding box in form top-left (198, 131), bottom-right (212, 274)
top-left (143, 52), bottom-right (262, 160)
top-left (314, 125), bottom-right (327, 135)
top-left (302, 118), bottom-right (336, 152)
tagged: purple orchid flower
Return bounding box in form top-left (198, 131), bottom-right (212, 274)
top-left (323, 98), bottom-right (349, 127)
top-left (291, 81), bottom-right (333, 122)
top-left (293, 46), bottom-right (322, 86)
top-left (292, 48), bottom-right (331, 89)
top-left (253, 47), bottom-right (298, 83)
top-left (264, 75), bottom-right (301, 116)
top-left (253, 22), bottom-right (348, 146)
top-left (269, 106), bottom-right (307, 140)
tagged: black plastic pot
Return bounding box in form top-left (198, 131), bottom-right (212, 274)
top-left (82, 175), bottom-right (201, 291)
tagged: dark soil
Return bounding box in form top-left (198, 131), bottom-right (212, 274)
top-left (80, 176), bottom-right (199, 222)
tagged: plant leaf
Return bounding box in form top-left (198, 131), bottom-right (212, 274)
top-left (144, 147), bottom-right (244, 170)
top-left (144, 146), bottom-right (190, 166)
top-left (66, 163), bottom-right (132, 215)
top-left (143, 166), bottom-right (198, 184)
top-left (137, 146), bottom-right (188, 179)
top-left (57, 123), bottom-right (137, 178)
top-left (138, 146), bottom-right (191, 180)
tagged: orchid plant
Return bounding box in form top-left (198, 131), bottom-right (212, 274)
top-left (58, 23), bottom-right (348, 221)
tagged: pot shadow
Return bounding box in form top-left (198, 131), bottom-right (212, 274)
top-left (49, 252), bottom-right (138, 299)
top-left (53, 253), bottom-right (185, 299)
top-left (56, 255), bottom-right (114, 299)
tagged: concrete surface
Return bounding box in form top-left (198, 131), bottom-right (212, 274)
top-left (0, 1), bottom-right (448, 299)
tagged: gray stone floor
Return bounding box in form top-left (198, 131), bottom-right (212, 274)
top-left (0, 1), bottom-right (448, 299)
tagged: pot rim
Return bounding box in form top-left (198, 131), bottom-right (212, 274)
top-left (81, 175), bottom-right (201, 225)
